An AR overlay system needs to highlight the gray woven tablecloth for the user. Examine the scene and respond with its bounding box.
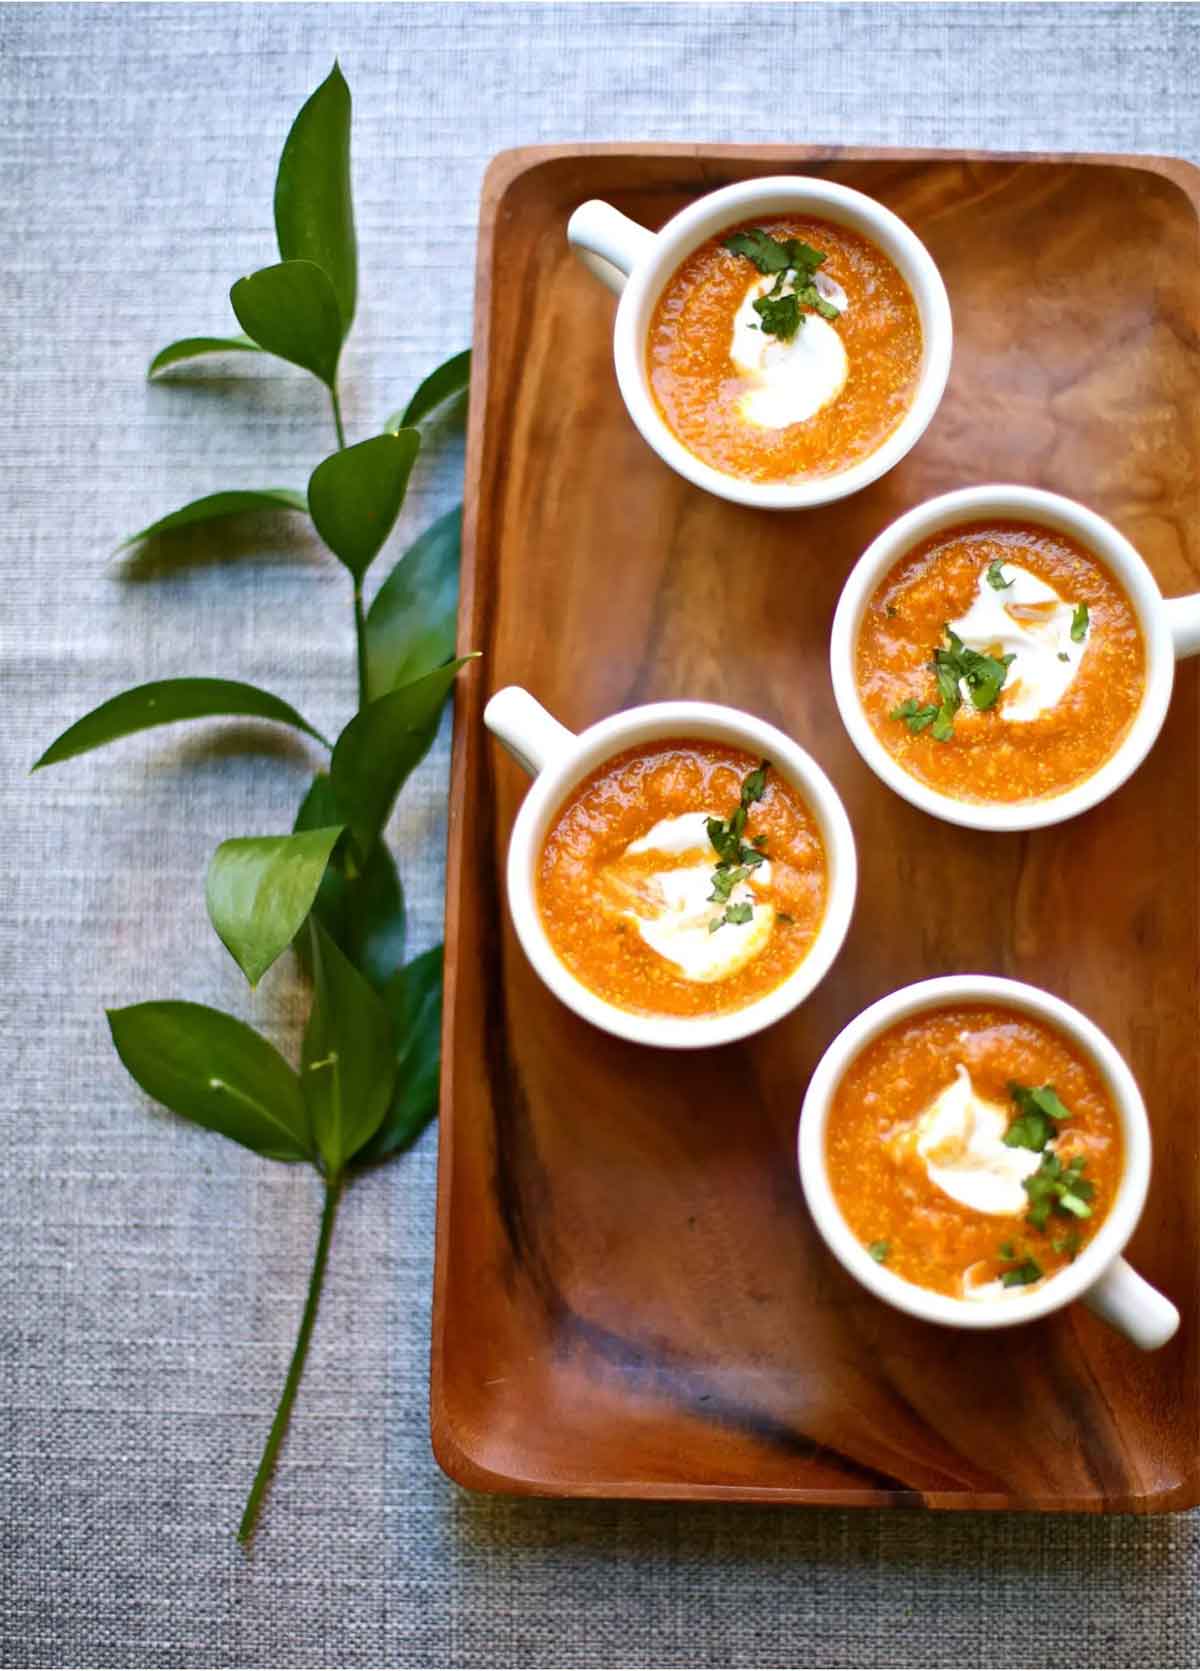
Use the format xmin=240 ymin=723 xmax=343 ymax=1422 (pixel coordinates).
xmin=3 ymin=4 xmax=1199 ymax=1666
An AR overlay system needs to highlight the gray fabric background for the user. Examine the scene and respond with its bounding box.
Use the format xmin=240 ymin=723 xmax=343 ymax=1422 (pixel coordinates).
xmin=2 ymin=3 xmax=1199 ymax=1666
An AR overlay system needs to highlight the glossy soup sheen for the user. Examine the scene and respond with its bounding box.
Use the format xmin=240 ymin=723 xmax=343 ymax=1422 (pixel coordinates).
xmin=858 ymin=521 xmax=1145 ymax=801
xmin=537 ymin=740 xmax=827 ymax=1017
xmin=647 ymin=216 xmax=922 ymax=483
xmin=826 ymin=1005 xmax=1123 ymax=1297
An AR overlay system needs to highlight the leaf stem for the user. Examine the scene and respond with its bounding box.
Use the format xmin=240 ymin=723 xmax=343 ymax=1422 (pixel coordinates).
xmin=238 ymin=1171 xmax=343 ymax=1545
xmin=330 ymin=384 xmax=347 ymax=451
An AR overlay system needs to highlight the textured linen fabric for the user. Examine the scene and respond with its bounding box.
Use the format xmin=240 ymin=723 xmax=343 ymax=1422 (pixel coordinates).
xmin=2 ymin=3 xmax=1199 ymax=1666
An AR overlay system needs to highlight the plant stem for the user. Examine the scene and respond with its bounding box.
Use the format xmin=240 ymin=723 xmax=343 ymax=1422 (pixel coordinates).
xmin=238 ymin=1172 xmax=343 ymax=1545
xmin=329 ymin=384 xmax=347 ymax=451
xmin=354 ymin=582 xmax=368 ymax=709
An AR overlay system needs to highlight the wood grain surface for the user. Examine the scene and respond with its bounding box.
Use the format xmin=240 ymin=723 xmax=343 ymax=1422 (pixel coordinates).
xmin=433 ymin=147 xmax=1200 ymax=1510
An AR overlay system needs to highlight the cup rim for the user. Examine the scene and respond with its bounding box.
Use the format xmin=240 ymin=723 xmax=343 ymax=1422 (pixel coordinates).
xmin=828 ymin=484 xmax=1177 ymax=832
xmin=503 ymin=700 xmax=858 ymax=1049
xmin=797 ymin=974 xmax=1152 ymax=1330
xmin=611 ymin=174 xmax=954 ymax=510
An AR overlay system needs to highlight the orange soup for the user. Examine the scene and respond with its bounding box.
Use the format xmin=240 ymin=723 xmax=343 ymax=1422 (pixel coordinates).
xmin=826 ymin=1004 xmax=1123 ymax=1299
xmin=537 ymin=740 xmax=827 ymax=1017
xmin=647 ymin=216 xmax=922 ymax=484
xmin=857 ymin=520 xmax=1145 ymax=802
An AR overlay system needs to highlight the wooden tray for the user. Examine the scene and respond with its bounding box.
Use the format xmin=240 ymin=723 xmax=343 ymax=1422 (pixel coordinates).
xmin=434 ymin=146 xmax=1200 ymax=1511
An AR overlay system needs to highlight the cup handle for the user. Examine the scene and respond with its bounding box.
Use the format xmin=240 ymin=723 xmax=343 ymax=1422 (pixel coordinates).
xmin=1163 ymin=592 xmax=1200 ymax=659
xmin=566 ymin=199 xmax=657 ymax=297
xmin=1081 ymin=1255 xmax=1180 ymax=1351
xmin=483 ymin=686 xmax=576 ymax=778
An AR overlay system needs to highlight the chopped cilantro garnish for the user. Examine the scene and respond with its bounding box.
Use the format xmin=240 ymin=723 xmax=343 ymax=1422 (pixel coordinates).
xmin=1053 ymin=1229 xmax=1082 ymax=1260
xmin=1024 ymin=1151 xmax=1095 ymax=1230
xmin=890 ymin=697 xmax=940 ymax=735
xmin=867 ymin=1240 xmax=890 ymax=1263
xmin=723 ymin=227 xmax=839 ymax=341
xmin=1071 ymin=602 xmax=1089 ymax=642
xmin=1057 ymin=651 xmax=1070 ymax=662
xmin=1003 ymin=1082 xmax=1072 ymax=1151
xmin=891 ymin=624 xmax=1016 ymax=744
xmin=998 ymin=1241 xmax=1016 ymax=1260
xmin=706 ymin=762 xmax=771 ymax=932
xmin=1001 ymin=1257 xmax=1044 ymax=1288
xmin=986 ymin=559 xmax=1013 ymax=590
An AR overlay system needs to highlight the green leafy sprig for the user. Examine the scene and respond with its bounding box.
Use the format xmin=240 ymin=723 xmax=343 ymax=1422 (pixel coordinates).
xmin=34 ymin=63 xmax=474 ymax=1544
xmin=722 ymin=228 xmax=840 ymax=342
xmin=999 ymin=1082 xmax=1096 ymax=1234
xmin=891 ymin=625 xmax=1015 ymax=743
xmin=705 ymin=761 xmax=770 ymax=932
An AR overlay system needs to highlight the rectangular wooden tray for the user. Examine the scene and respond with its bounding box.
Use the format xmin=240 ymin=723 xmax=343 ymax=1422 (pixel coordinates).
xmin=433 ymin=145 xmax=1200 ymax=1511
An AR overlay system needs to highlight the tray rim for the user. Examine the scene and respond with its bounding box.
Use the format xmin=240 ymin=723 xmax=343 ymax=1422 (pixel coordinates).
xmin=432 ymin=141 xmax=1200 ymax=1510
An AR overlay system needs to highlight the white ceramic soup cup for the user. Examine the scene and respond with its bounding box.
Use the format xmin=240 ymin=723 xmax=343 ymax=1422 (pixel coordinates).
xmin=830 ymin=483 xmax=1200 ymax=832
xmin=798 ymin=974 xmax=1179 ymax=1351
xmin=483 ymin=686 xmax=857 ymax=1049
xmin=567 ymin=174 xmax=953 ymax=511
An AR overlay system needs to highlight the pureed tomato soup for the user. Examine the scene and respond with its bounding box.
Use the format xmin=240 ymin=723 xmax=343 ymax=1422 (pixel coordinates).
xmin=826 ymin=1004 xmax=1123 ymax=1300
xmin=647 ymin=216 xmax=922 ymax=484
xmin=857 ymin=521 xmax=1145 ymax=802
xmin=537 ymin=740 xmax=827 ymax=1018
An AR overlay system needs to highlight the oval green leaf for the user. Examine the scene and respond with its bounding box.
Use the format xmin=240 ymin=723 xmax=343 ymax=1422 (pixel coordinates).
xmin=119 ymin=488 xmax=308 ymax=549
xmin=308 ymin=431 xmax=420 ymax=581
xmin=292 ymin=773 xmax=406 ymax=989
xmin=33 ymin=678 xmax=329 ymax=770
xmin=108 ymin=1001 xmax=312 ymax=1162
xmin=364 ymin=506 xmax=461 ymax=701
xmin=385 ymin=349 xmax=470 ymax=432
xmin=330 ymin=656 xmax=476 ymax=853
xmin=230 ymin=260 xmax=343 ymax=388
xmin=206 ymin=825 xmax=345 ymax=987
xmin=302 ymin=919 xmax=396 ymax=1173
xmin=274 ymin=62 xmax=356 ymax=334
xmin=356 ymin=945 xmax=443 ymax=1164
xmin=147 ymin=335 xmax=263 ymax=377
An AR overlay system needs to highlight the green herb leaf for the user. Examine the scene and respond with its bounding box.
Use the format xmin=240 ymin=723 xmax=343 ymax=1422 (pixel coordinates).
xmin=723 ymin=228 xmax=792 ymax=273
xmin=331 ymin=656 xmax=477 ymax=854
xmin=301 ymin=918 xmax=396 ymax=1174
xmin=998 ymin=1241 xmax=1016 ymax=1260
xmin=118 ymin=488 xmax=308 ymax=549
xmin=273 ymin=62 xmax=356 ymax=333
xmin=1053 ymin=1229 xmax=1082 ymax=1260
xmin=1071 ymin=602 xmax=1089 ymax=642
xmin=354 ymin=945 xmax=443 ymax=1163
xmin=364 ymin=505 xmax=461 ymax=700
xmin=206 ymin=825 xmax=345 ymax=987
xmin=386 ymin=349 xmax=471 ymax=432
xmin=230 ymin=259 xmax=344 ymax=388
xmin=753 ymin=291 xmax=801 ymax=341
xmin=986 ymin=559 xmax=1012 ymax=590
xmin=723 ymin=901 xmax=753 ymax=926
xmin=1024 ymin=1150 xmax=1094 ymax=1230
xmin=33 ymin=678 xmax=329 ymax=769
xmin=891 ymin=697 xmax=940 ymax=735
xmin=867 ymin=1240 xmax=890 ymax=1263
xmin=1001 ymin=1257 xmax=1044 ymax=1287
xmin=293 ymin=773 xmax=407 ymax=990
xmin=107 ymin=1001 xmax=312 ymax=1162
xmin=308 ymin=431 xmax=420 ymax=581
xmin=1003 ymin=1081 xmax=1071 ymax=1150
xmin=1058 ymin=651 xmax=1070 ymax=662
xmin=147 ymin=335 xmax=263 ymax=378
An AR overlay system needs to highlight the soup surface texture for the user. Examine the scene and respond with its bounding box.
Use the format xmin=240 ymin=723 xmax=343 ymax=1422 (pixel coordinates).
xmin=647 ymin=216 xmax=922 ymax=484
xmin=857 ymin=520 xmax=1145 ymax=802
xmin=826 ymin=1004 xmax=1123 ymax=1299
xmin=538 ymin=740 xmax=827 ymax=1017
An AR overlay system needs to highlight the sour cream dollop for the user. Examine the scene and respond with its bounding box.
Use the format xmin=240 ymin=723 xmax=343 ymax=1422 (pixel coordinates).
xmin=947 ymin=562 xmax=1087 ymax=723
xmin=615 ymin=812 xmax=774 ymax=983
xmin=730 ymin=269 xmax=849 ymax=430
xmin=914 ymin=1064 xmax=1041 ymax=1217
